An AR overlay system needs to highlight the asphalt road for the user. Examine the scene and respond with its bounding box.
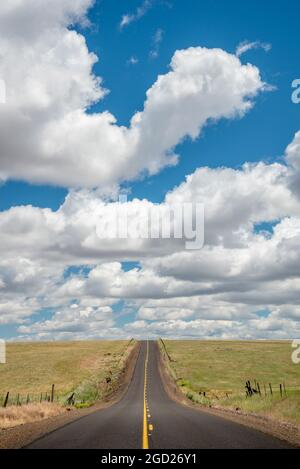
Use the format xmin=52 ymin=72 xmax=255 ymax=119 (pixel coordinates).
xmin=27 ymin=341 xmax=292 ymax=449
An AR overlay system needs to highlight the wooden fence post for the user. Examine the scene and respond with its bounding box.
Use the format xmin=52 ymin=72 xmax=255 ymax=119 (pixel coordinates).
xmin=16 ymin=394 xmax=20 ymax=406
xmin=257 ymin=382 xmax=261 ymax=396
xmin=51 ymin=384 xmax=55 ymax=403
xmin=280 ymin=384 xmax=283 ymax=398
xmin=3 ymin=392 xmax=9 ymax=408
xmin=264 ymin=384 xmax=267 ymax=397
xmin=269 ymin=383 xmax=273 ymax=396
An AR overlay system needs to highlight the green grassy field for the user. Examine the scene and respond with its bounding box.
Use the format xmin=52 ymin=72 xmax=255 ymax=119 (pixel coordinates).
xmin=162 ymin=340 xmax=300 ymax=425
xmin=0 ymin=340 xmax=134 ymax=406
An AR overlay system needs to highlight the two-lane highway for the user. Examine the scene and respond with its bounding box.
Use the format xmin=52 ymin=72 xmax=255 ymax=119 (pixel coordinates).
xmin=27 ymin=341 xmax=291 ymax=449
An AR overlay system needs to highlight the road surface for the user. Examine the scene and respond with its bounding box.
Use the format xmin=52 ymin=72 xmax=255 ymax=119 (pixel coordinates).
xmin=27 ymin=341 xmax=291 ymax=449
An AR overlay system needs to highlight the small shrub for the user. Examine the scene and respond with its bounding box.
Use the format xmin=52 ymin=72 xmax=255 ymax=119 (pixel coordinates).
xmin=74 ymin=402 xmax=93 ymax=409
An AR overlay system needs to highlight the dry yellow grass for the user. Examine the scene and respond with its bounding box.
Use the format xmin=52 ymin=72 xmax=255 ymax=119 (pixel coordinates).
xmin=0 ymin=403 xmax=64 ymax=429
xmin=0 ymin=340 xmax=136 ymax=429
xmin=0 ymin=340 xmax=134 ymax=407
xmin=0 ymin=340 xmax=130 ymax=395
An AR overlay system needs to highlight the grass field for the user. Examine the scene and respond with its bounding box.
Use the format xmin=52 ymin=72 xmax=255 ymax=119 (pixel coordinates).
xmin=162 ymin=340 xmax=300 ymax=425
xmin=0 ymin=340 xmax=134 ymax=407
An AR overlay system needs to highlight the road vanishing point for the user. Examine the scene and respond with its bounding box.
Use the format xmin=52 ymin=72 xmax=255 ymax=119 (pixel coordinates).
xmin=27 ymin=341 xmax=292 ymax=449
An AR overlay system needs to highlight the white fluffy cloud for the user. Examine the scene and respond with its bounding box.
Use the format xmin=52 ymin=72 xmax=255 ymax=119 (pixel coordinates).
xmin=167 ymin=161 xmax=299 ymax=246
xmin=0 ymin=0 xmax=299 ymax=340
xmin=1 ymin=131 xmax=300 ymax=339
xmin=0 ymin=0 xmax=266 ymax=188
xmin=18 ymin=303 xmax=115 ymax=340
xmin=0 ymin=151 xmax=298 ymax=269
xmin=285 ymin=131 xmax=300 ymax=198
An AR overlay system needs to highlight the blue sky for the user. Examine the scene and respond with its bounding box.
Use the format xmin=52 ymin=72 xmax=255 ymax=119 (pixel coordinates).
xmin=0 ymin=0 xmax=300 ymax=340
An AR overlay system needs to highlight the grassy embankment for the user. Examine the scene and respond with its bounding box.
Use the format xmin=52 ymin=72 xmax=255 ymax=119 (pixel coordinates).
xmin=0 ymin=340 xmax=135 ymax=428
xmin=161 ymin=340 xmax=300 ymax=425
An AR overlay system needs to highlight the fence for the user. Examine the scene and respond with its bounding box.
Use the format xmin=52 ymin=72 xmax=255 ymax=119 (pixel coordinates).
xmin=245 ymin=380 xmax=289 ymax=398
xmin=159 ymin=337 xmax=297 ymax=402
xmin=1 ymin=384 xmax=56 ymax=408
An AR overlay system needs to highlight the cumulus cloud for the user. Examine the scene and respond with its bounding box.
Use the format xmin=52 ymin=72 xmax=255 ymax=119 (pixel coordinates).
xmin=0 ymin=298 xmax=40 ymax=325
xmin=0 ymin=0 xmax=299 ymax=341
xmin=18 ymin=304 xmax=115 ymax=339
xmin=122 ymin=315 xmax=300 ymax=340
xmin=0 ymin=151 xmax=298 ymax=270
xmin=285 ymin=131 xmax=300 ymax=198
xmin=1 ymin=130 xmax=300 ymax=338
xmin=166 ymin=161 xmax=299 ymax=246
xmin=0 ymin=0 xmax=266 ymax=188
xmin=142 ymin=217 xmax=300 ymax=300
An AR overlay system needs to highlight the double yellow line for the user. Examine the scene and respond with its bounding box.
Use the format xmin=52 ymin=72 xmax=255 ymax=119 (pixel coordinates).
xmin=142 ymin=341 xmax=149 ymax=449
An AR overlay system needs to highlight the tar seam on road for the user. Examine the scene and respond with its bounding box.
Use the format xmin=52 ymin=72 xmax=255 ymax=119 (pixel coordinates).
xmin=142 ymin=340 xmax=149 ymax=449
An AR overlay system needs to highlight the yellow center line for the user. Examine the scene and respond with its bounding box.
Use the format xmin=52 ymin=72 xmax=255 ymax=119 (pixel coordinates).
xmin=142 ymin=340 xmax=149 ymax=449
